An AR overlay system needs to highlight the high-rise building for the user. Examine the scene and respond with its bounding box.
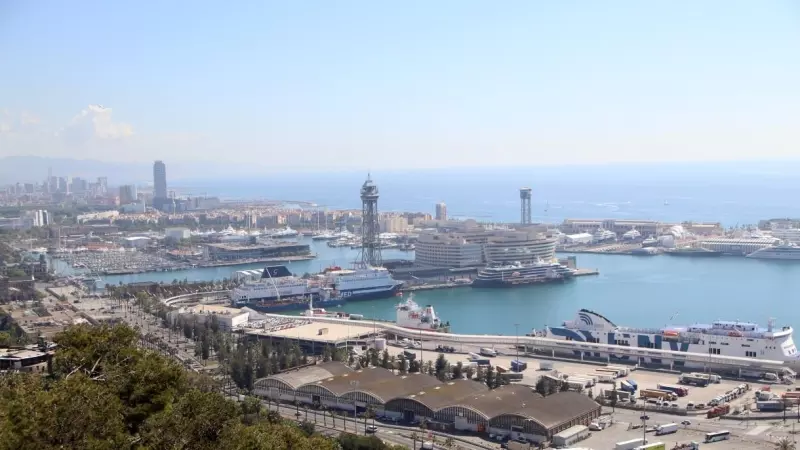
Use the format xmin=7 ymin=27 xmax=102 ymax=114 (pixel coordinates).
xmin=435 ymin=202 xmax=447 ymax=221
xmin=520 ymin=187 xmax=532 ymax=225
xmin=119 ymin=185 xmax=138 ymax=204
xmin=357 ymin=174 xmax=382 ymax=267
xmin=153 ymin=160 xmax=167 ymax=199
xmin=97 ymin=177 xmax=108 ymax=194
xmin=153 ymin=160 xmax=168 ymax=210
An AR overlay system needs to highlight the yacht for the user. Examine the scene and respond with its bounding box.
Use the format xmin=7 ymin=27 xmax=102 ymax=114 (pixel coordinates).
xmin=472 ymin=260 xmax=575 ymax=288
xmin=747 ymin=243 xmax=800 ymax=260
xmin=593 ymin=228 xmax=616 ymax=243
xmin=538 ymin=309 xmax=800 ymax=372
xmin=270 ymin=226 xmax=299 ymax=238
xmin=395 ymin=294 xmax=448 ymax=332
xmin=312 ymin=232 xmax=337 ymax=241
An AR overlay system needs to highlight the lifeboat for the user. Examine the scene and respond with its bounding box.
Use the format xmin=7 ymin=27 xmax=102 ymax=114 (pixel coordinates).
xmin=662 ymin=330 xmax=679 ymax=337
xmin=728 ymin=331 xmax=743 ymax=337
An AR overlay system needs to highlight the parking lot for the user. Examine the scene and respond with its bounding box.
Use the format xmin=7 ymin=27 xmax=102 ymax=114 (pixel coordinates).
xmin=579 ymin=422 xmax=773 ymax=449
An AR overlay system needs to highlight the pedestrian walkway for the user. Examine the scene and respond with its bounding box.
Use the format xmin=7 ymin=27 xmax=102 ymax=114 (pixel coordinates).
xmin=745 ymin=425 xmax=771 ymax=436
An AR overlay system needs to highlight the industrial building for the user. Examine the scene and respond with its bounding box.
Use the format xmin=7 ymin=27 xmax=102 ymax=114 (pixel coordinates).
xmin=254 ymin=362 xmax=601 ymax=444
xmin=203 ymin=242 xmax=311 ymax=261
xmin=165 ymin=227 xmax=191 ymax=241
xmin=560 ymin=219 xmax=663 ymax=238
xmin=699 ymin=237 xmax=779 ymax=256
xmin=168 ymin=304 xmax=250 ymax=331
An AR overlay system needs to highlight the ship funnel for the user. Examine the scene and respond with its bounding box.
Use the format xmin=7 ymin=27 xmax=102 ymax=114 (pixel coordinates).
xmin=768 ymin=317 xmax=775 ymax=333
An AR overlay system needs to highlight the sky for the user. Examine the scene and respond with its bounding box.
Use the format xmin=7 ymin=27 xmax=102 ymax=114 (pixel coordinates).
xmin=1 ymin=1 xmax=799 ymax=171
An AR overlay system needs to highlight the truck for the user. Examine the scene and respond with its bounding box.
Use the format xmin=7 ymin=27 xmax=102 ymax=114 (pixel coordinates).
xmin=655 ymin=423 xmax=678 ymax=435
xmin=615 ymin=438 xmax=647 ymax=450
xmin=620 ymin=380 xmax=636 ymax=393
xmin=689 ymin=372 xmax=721 ymax=383
xmin=479 ymin=347 xmax=498 ymax=357
xmin=597 ymin=368 xmax=621 ymax=378
xmin=640 ymin=389 xmax=677 ymax=401
xmin=402 ymin=350 xmax=417 ymax=361
xmin=608 ymin=365 xmax=630 ymax=376
xmin=510 ymin=359 xmax=527 ymax=372
xmin=657 ymin=384 xmax=688 ymax=397
xmin=679 ymin=375 xmax=709 ymax=387
xmin=625 ymin=379 xmax=638 ymax=390
xmin=635 ymin=443 xmax=666 ymax=450
xmin=707 ymin=404 xmax=730 ymax=418
xmin=567 ymin=377 xmax=593 ymax=388
xmin=565 ymin=380 xmax=585 ymax=391
xmin=595 ymin=372 xmax=615 ymax=383
xmin=602 ymin=389 xmax=631 ymax=402
xmin=470 ymin=357 xmax=491 ymax=366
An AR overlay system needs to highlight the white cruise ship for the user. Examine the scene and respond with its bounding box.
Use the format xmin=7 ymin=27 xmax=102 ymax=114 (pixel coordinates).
xmin=321 ymin=265 xmax=403 ymax=301
xmin=270 ymin=226 xmax=299 ymax=238
xmin=539 ymin=309 xmax=800 ymax=371
xmin=231 ymin=266 xmax=315 ymax=305
xmin=747 ymin=243 xmax=800 ymax=260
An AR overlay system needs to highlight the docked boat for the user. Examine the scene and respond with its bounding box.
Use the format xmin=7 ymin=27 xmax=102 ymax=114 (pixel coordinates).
xmin=471 ymin=260 xmax=575 ymax=288
xmin=312 ymin=232 xmax=337 ymax=241
xmin=395 ymin=294 xmax=449 ymax=332
xmin=539 ymin=309 xmax=800 ymax=371
xmin=231 ymin=266 xmax=317 ymax=305
xmin=747 ymin=243 xmax=800 ymax=260
xmin=663 ymin=247 xmax=722 ymax=257
xmin=321 ymin=265 xmax=404 ymax=301
xmin=270 ymin=226 xmax=299 ymax=238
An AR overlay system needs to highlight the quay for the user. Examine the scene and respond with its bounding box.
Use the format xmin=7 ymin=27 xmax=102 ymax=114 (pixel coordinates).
xmin=241 ymin=312 xmax=793 ymax=376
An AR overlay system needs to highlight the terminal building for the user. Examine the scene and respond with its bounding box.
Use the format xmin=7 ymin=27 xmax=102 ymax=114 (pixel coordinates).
xmin=560 ymin=219 xmax=663 ymax=238
xmin=254 ymin=362 xmax=601 ymax=444
xmin=699 ymin=237 xmax=779 ymax=256
xmin=203 ymin=242 xmax=311 ymax=261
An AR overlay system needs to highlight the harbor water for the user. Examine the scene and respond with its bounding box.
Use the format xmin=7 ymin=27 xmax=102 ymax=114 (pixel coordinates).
xmin=79 ymin=238 xmax=800 ymax=336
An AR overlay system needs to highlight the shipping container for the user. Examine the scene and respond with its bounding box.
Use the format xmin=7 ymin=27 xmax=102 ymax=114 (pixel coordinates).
xmin=640 ymin=389 xmax=676 ymax=401
xmin=757 ymin=400 xmax=786 ymax=412
xmin=626 ymin=379 xmax=638 ymax=390
xmin=620 ymin=381 xmax=636 ymax=393
xmin=595 ymin=372 xmax=615 ymax=383
xmin=495 ymin=365 xmax=508 ymax=374
xmin=597 ymin=368 xmax=621 ymax=378
xmin=607 ymin=365 xmax=630 ymax=376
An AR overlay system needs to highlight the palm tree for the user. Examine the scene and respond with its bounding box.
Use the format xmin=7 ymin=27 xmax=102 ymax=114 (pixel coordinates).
xmin=411 ymin=432 xmax=420 ymax=449
xmin=443 ymin=436 xmax=455 ymax=449
xmin=776 ymin=437 xmax=796 ymax=450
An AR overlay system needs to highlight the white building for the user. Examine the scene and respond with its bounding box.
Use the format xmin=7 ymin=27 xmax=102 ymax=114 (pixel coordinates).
xmin=168 ymin=304 xmax=250 ymax=331
xmin=165 ymin=227 xmax=191 ymax=241
xmin=414 ymin=233 xmax=484 ymax=267
xmin=415 ymin=228 xmax=557 ymax=268
xmin=123 ymin=236 xmax=150 ymax=249
xmin=121 ymin=201 xmax=146 ymax=214
xmin=379 ymin=216 xmax=408 ymax=233
xmin=699 ymin=237 xmax=779 ymax=255
xmin=563 ymin=233 xmax=593 ymax=245
xmin=770 ymin=228 xmax=800 ymax=244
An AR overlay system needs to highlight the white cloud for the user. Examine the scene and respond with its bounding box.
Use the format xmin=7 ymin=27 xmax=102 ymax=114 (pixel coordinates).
xmin=58 ymin=104 xmax=133 ymax=145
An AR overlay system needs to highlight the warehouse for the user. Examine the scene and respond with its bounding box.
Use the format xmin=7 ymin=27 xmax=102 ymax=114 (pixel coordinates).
xmin=254 ymin=362 xmax=601 ymax=444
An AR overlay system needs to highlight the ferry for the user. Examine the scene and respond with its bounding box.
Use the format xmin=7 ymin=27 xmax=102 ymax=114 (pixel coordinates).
xmin=231 ymin=266 xmax=316 ymax=305
xmin=538 ymin=309 xmax=800 ymax=371
xmin=395 ymin=294 xmax=449 ymax=332
xmin=321 ymin=265 xmax=403 ymax=301
xmin=747 ymin=243 xmax=800 ymax=260
xmin=471 ymin=260 xmax=575 ymax=288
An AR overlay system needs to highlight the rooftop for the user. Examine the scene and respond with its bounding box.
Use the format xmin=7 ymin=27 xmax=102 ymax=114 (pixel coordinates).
xmin=246 ymin=321 xmax=378 ymax=343
xmin=265 ymin=362 xmax=354 ymax=389
xmin=182 ymin=304 xmax=247 ymax=316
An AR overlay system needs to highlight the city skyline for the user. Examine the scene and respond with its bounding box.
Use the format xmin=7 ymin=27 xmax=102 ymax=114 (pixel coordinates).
xmin=1 ymin=2 xmax=799 ymax=170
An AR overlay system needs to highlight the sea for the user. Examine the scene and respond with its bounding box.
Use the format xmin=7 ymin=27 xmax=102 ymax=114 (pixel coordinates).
xmin=69 ymin=162 xmax=800 ymax=335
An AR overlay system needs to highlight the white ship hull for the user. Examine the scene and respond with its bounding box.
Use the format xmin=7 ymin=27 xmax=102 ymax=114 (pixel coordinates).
xmin=746 ymin=249 xmax=800 ymax=260
xmin=542 ymin=310 xmax=799 ymax=371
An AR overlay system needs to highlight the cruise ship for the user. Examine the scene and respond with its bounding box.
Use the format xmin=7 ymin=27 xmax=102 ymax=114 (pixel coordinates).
xmin=471 ymin=260 xmax=576 ymax=288
xmin=538 ymin=309 xmax=800 ymax=370
xmin=747 ymin=243 xmax=800 ymax=260
xmin=270 ymin=226 xmax=299 ymax=238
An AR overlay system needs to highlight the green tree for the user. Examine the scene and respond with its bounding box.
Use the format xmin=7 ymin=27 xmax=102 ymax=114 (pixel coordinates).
xmin=435 ymin=353 xmax=448 ymax=380
xmin=381 ymin=349 xmax=391 ymax=369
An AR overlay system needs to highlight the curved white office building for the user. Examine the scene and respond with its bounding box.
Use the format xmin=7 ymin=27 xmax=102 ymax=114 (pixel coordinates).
xmin=415 ymin=227 xmax=557 ymax=268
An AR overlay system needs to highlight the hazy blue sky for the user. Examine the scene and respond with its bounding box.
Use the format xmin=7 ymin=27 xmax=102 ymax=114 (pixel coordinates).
xmin=1 ymin=1 xmax=799 ymax=170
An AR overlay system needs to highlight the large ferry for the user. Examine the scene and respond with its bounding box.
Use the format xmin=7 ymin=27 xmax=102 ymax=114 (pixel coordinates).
xmin=321 ymin=265 xmax=404 ymax=301
xmin=395 ymin=294 xmax=449 ymax=332
xmin=471 ymin=260 xmax=575 ymax=288
xmin=539 ymin=309 xmax=799 ymax=370
xmin=747 ymin=243 xmax=800 ymax=260
xmin=231 ymin=266 xmax=316 ymax=306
